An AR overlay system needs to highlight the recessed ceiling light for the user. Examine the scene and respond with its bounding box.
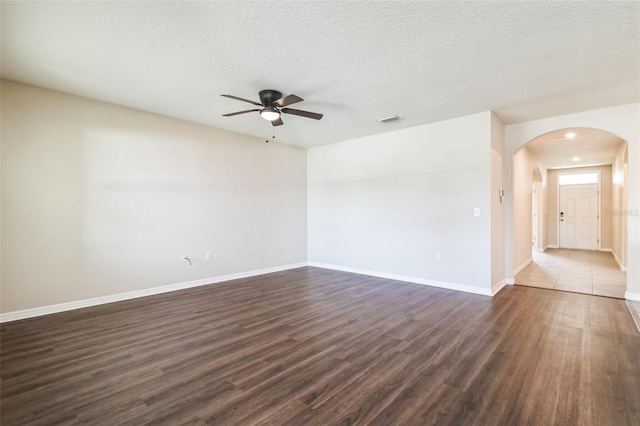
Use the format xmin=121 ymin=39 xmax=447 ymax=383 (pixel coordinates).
xmin=565 ymin=132 xmax=576 ymax=139
xmin=572 ymin=156 xmax=580 ymax=162
xmin=376 ymin=115 xmax=401 ymax=123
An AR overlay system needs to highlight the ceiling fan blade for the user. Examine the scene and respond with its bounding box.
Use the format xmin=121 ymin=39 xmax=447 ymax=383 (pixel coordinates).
xmin=222 ymin=109 xmax=260 ymax=117
xmin=275 ymin=94 xmax=303 ymax=107
xmin=282 ymin=108 xmax=323 ymax=120
xmin=221 ymin=94 xmax=263 ymax=106
xmin=272 ymin=117 xmax=284 ymax=126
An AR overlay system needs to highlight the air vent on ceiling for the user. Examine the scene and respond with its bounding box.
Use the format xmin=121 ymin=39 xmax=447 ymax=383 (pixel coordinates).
xmin=376 ymin=115 xmax=401 ymax=123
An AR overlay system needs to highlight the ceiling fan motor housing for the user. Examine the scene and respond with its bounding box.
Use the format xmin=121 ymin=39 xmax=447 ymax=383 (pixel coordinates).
xmin=259 ymin=90 xmax=283 ymax=105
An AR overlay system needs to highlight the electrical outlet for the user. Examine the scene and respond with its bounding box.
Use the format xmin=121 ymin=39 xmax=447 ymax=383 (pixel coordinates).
xmin=205 ymin=251 xmax=212 ymax=260
xmin=181 ymin=253 xmax=188 ymax=262
xmin=435 ymin=253 xmax=441 ymax=262
xmin=474 ymin=208 xmax=480 ymax=217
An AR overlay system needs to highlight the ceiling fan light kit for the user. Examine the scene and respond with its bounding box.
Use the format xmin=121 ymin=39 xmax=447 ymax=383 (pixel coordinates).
xmin=222 ymin=89 xmax=323 ymax=127
xmin=259 ymin=106 xmax=280 ymax=121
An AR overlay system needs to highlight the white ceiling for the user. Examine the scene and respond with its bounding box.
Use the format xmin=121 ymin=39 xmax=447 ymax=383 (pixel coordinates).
xmin=524 ymin=127 xmax=625 ymax=169
xmin=2 ymin=1 xmax=639 ymax=148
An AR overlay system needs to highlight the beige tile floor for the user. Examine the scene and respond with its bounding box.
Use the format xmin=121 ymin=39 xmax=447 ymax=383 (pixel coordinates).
xmin=515 ymin=248 xmax=626 ymax=299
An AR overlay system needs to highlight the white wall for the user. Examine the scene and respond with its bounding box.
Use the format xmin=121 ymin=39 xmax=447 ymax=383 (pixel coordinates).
xmin=1 ymin=81 xmax=308 ymax=313
xmin=490 ymin=113 xmax=505 ymax=287
xmin=512 ymin=146 xmax=539 ymax=271
xmin=537 ymin=179 xmax=547 ymax=250
xmin=531 ymin=180 xmax=545 ymax=251
xmin=308 ymin=112 xmax=493 ymax=293
xmin=4 ymin=80 xmax=636 ymax=315
xmin=612 ymin=144 xmax=628 ymax=268
xmin=505 ymin=103 xmax=640 ymax=298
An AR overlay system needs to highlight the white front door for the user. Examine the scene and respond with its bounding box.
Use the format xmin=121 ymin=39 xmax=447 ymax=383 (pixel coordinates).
xmin=559 ymin=184 xmax=598 ymax=250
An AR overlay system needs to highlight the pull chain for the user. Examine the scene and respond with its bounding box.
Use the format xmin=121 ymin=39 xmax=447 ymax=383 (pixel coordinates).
xmin=266 ymin=124 xmax=276 ymax=143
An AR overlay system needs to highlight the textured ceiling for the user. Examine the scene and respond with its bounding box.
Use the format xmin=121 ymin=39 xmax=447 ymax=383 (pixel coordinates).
xmin=2 ymin=1 xmax=639 ymax=148
xmin=524 ymin=128 xmax=625 ymax=169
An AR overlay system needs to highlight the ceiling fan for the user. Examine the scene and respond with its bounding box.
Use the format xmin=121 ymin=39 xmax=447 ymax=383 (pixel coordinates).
xmin=221 ymin=90 xmax=323 ymax=126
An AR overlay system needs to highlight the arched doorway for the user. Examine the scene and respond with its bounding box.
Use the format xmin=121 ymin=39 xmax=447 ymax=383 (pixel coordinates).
xmin=510 ymin=128 xmax=628 ymax=298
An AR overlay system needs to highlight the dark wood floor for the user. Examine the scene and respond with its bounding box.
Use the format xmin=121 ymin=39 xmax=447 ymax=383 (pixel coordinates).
xmin=1 ymin=267 xmax=639 ymax=425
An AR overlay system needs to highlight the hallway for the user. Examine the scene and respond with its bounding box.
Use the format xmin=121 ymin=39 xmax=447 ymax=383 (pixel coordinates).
xmin=515 ymin=249 xmax=626 ymax=299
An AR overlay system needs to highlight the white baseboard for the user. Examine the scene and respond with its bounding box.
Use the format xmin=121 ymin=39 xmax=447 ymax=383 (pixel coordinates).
xmin=0 ymin=262 xmax=309 ymax=323
xmin=308 ymin=262 xmax=493 ymax=296
xmin=625 ymin=292 xmax=640 ymax=301
xmin=612 ymin=251 xmax=627 ymax=272
xmin=492 ymin=279 xmax=507 ymax=295
xmin=513 ymin=257 xmax=533 ymax=277
xmin=547 ymin=245 xmax=558 ymax=249
xmin=626 ymin=300 xmax=640 ymax=333
xmin=599 ymin=248 xmax=612 ymax=252
xmin=505 ymin=278 xmax=515 ymax=285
